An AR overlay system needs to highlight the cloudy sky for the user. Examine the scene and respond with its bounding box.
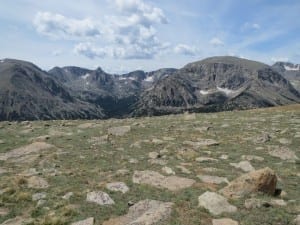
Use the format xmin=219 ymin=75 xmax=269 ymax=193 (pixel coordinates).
xmin=0 ymin=0 xmax=299 ymax=73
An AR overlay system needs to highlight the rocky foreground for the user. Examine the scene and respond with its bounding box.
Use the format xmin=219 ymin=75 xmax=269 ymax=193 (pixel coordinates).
xmin=0 ymin=105 xmax=299 ymax=225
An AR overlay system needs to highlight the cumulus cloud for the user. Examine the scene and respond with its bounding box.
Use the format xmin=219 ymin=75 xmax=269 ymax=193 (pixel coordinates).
xmin=174 ymin=44 xmax=199 ymax=56
xmin=209 ymin=37 xmax=224 ymax=47
xmin=33 ymin=12 xmax=101 ymax=39
xmin=73 ymin=42 xmax=107 ymax=59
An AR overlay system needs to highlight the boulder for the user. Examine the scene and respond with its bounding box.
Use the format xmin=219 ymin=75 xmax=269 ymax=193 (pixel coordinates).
xmin=198 ymin=191 xmax=237 ymax=215
xmin=86 ymin=191 xmax=114 ymax=205
xmin=102 ymin=199 xmax=173 ymax=225
xmin=108 ymin=126 xmax=131 ymax=136
xmin=220 ymin=167 xmax=277 ymax=198
xmin=106 ymin=182 xmax=129 ymax=194
xmin=27 ymin=176 xmax=49 ymax=189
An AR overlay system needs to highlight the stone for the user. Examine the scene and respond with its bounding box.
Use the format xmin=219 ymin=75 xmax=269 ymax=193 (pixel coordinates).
xmin=184 ymin=139 xmax=219 ymax=148
xmin=151 ymin=138 xmax=164 ymax=144
xmin=254 ymin=133 xmax=271 ymax=143
xmin=108 ymin=126 xmax=131 ymax=136
xmin=220 ymin=167 xmax=277 ymax=198
xmin=268 ymin=146 xmax=298 ymax=161
xmin=133 ymin=170 xmax=195 ymax=191
xmin=244 ymin=198 xmax=269 ymax=209
xmin=176 ymin=165 xmax=191 ymax=174
xmin=37 ymin=199 xmax=46 ymax=207
xmin=198 ymin=175 xmax=229 ymax=184
xmin=106 ymin=182 xmax=129 ymax=194
xmin=230 ymin=161 xmax=255 ymax=172
xmin=241 ymin=155 xmax=264 ymax=162
xmin=103 ymin=199 xmax=173 ymax=225
xmin=0 ymin=142 xmax=54 ymax=161
xmin=86 ymin=191 xmax=114 ymax=205
xmin=212 ymin=218 xmax=239 ymax=225
xmin=293 ymin=215 xmax=300 ymax=225
xmin=32 ymin=192 xmax=47 ymax=201
xmin=62 ymin=192 xmax=74 ymax=200
xmin=148 ymin=151 xmax=160 ymax=159
xmin=27 ymin=176 xmax=49 ymax=189
xmin=196 ymin=157 xmax=218 ymax=162
xmin=278 ymin=138 xmax=292 ymax=145
xmin=129 ymin=158 xmax=138 ymax=164
xmin=270 ymin=199 xmax=287 ymax=206
xmin=220 ymin=154 xmax=229 ymax=160
xmin=198 ymin=191 xmax=237 ymax=215
xmin=162 ymin=166 xmax=175 ymax=175
xmin=71 ymin=217 xmax=94 ymax=225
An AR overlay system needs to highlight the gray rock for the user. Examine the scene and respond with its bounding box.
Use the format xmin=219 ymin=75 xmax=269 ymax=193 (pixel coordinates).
xmin=32 ymin=192 xmax=47 ymax=201
xmin=108 ymin=126 xmax=131 ymax=136
xmin=62 ymin=192 xmax=74 ymax=200
xmin=162 ymin=166 xmax=175 ymax=175
xmin=198 ymin=191 xmax=237 ymax=215
xmin=71 ymin=217 xmax=94 ymax=225
xmin=86 ymin=191 xmax=115 ymax=205
xmin=106 ymin=182 xmax=129 ymax=194
xmin=148 ymin=151 xmax=160 ymax=159
xmin=230 ymin=161 xmax=255 ymax=172
xmin=268 ymin=146 xmax=298 ymax=161
xmin=278 ymin=138 xmax=292 ymax=145
xmin=241 ymin=155 xmax=264 ymax=162
xmin=212 ymin=218 xmax=239 ymax=225
xmin=196 ymin=157 xmax=218 ymax=162
xmin=27 ymin=176 xmax=49 ymax=189
xmin=102 ymin=199 xmax=173 ymax=225
xmin=198 ymin=175 xmax=229 ymax=184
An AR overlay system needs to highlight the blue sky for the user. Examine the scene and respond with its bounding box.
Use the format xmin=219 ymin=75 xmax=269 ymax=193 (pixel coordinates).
xmin=0 ymin=0 xmax=299 ymax=73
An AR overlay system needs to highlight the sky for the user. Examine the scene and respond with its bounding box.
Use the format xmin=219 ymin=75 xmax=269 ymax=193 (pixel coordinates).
xmin=0 ymin=0 xmax=299 ymax=73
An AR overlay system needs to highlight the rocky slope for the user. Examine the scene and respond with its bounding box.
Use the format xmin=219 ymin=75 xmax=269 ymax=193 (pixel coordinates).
xmin=272 ymin=62 xmax=300 ymax=91
xmin=133 ymin=56 xmax=300 ymax=116
xmin=0 ymin=59 xmax=105 ymax=120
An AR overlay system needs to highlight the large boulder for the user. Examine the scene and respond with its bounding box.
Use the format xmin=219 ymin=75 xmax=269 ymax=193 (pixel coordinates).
xmin=220 ymin=167 xmax=277 ymax=198
xmin=102 ymin=199 xmax=173 ymax=225
xmin=86 ymin=191 xmax=114 ymax=205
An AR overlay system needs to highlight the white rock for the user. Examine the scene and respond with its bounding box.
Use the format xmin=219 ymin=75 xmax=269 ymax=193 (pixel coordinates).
xmin=108 ymin=126 xmax=131 ymax=136
xmin=196 ymin=157 xmax=218 ymax=162
xmin=162 ymin=166 xmax=175 ymax=175
xmin=230 ymin=161 xmax=255 ymax=172
xmin=32 ymin=192 xmax=46 ymax=201
xmin=106 ymin=182 xmax=129 ymax=194
xmin=62 ymin=192 xmax=74 ymax=200
xmin=86 ymin=191 xmax=114 ymax=205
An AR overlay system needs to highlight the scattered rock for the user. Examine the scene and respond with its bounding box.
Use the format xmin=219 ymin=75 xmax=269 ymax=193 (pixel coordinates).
xmin=241 ymin=155 xmax=264 ymax=162
xmin=254 ymin=132 xmax=271 ymax=143
xmin=133 ymin=170 xmax=195 ymax=191
xmin=293 ymin=215 xmax=300 ymax=225
xmin=37 ymin=199 xmax=46 ymax=207
xmin=202 ymin=167 xmax=220 ymax=173
xmin=102 ymin=199 xmax=173 ymax=225
xmin=196 ymin=157 xmax=218 ymax=162
xmin=230 ymin=161 xmax=255 ymax=172
xmin=220 ymin=167 xmax=277 ymax=198
xmin=278 ymin=138 xmax=292 ymax=145
xmin=106 ymin=182 xmax=129 ymax=194
xmin=71 ymin=217 xmax=94 ymax=225
xmin=162 ymin=166 xmax=175 ymax=175
xmin=268 ymin=146 xmax=298 ymax=161
xmin=129 ymin=158 xmax=138 ymax=164
xmin=151 ymin=138 xmax=164 ymax=144
xmin=184 ymin=139 xmax=219 ymax=148
xmin=244 ymin=198 xmax=270 ymax=209
xmin=32 ymin=192 xmax=47 ymax=201
xmin=0 ymin=142 xmax=54 ymax=161
xmin=198 ymin=191 xmax=237 ymax=215
xmin=108 ymin=126 xmax=131 ymax=136
xmin=62 ymin=192 xmax=74 ymax=200
xmin=220 ymin=154 xmax=229 ymax=160
xmin=176 ymin=165 xmax=191 ymax=174
xmin=163 ymin=136 xmax=175 ymax=141
xmin=27 ymin=176 xmax=49 ymax=189
xmin=0 ymin=207 xmax=9 ymax=216
xmin=198 ymin=175 xmax=229 ymax=184
xmin=87 ymin=191 xmax=114 ymax=205
xmin=212 ymin=218 xmax=239 ymax=225
xmin=148 ymin=151 xmax=160 ymax=159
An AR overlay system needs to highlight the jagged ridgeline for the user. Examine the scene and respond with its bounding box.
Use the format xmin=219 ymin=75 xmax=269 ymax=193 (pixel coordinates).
xmin=0 ymin=56 xmax=299 ymax=121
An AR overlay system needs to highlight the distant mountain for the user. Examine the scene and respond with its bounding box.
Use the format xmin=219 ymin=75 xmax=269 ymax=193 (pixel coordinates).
xmin=133 ymin=56 xmax=300 ymax=116
xmin=48 ymin=66 xmax=176 ymax=117
xmin=1 ymin=57 xmax=299 ymax=121
xmin=272 ymin=62 xmax=300 ymax=91
xmin=0 ymin=59 xmax=104 ymax=120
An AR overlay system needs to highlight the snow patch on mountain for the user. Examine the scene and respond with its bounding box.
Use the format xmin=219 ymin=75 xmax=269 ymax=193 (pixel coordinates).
xmin=81 ymin=73 xmax=90 ymax=80
xmin=144 ymin=76 xmax=154 ymax=82
xmin=284 ymin=65 xmax=300 ymax=71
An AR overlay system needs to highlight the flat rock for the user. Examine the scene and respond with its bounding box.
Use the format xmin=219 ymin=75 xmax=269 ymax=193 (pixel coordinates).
xmin=230 ymin=161 xmax=255 ymax=172
xmin=108 ymin=126 xmax=131 ymax=136
xmin=278 ymin=138 xmax=292 ymax=145
xmin=162 ymin=166 xmax=175 ymax=175
xmin=27 ymin=176 xmax=49 ymax=189
xmin=0 ymin=142 xmax=54 ymax=161
xmin=102 ymin=199 xmax=173 ymax=225
xmin=198 ymin=175 xmax=229 ymax=184
xmin=198 ymin=191 xmax=237 ymax=215
xmin=268 ymin=146 xmax=298 ymax=161
xmin=133 ymin=170 xmax=195 ymax=191
xmin=62 ymin=192 xmax=74 ymax=200
xmin=86 ymin=191 xmax=114 ymax=205
xmin=106 ymin=182 xmax=129 ymax=194
xmin=212 ymin=218 xmax=239 ymax=225
xmin=32 ymin=192 xmax=47 ymax=201
xmin=220 ymin=167 xmax=277 ymax=198
xmin=184 ymin=139 xmax=219 ymax=148
xmin=196 ymin=157 xmax=218 ymax=162
xmin=148 ymin=151 xmax=160 ymax=159
xmin=244 ymin=198 xmax=287 ymax=209
xmin=241 ymin=155 xmax=264 ymax=161
xmin=71 ymin=217 xmax=94 ymax=225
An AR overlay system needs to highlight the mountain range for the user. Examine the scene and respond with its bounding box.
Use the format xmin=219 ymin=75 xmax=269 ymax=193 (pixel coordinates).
xmin=0 ymin=56 xmax=299 ymax=121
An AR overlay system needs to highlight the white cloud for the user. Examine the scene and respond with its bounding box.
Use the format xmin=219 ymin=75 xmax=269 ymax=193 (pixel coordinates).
xmin=51 ymin=49 xmax=63 ymax=56
xmin=242 ymin=22 xmax=261 ymax=31
xmin=73 ymin=42 xmax=107 ymax=59
xmin=33 ymin=12 xmax=101 ymax=39
xmin=174 ymin=44 xmax=199 ymax=56
xmin=209 ymin=37 xmax=224 ymax=47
